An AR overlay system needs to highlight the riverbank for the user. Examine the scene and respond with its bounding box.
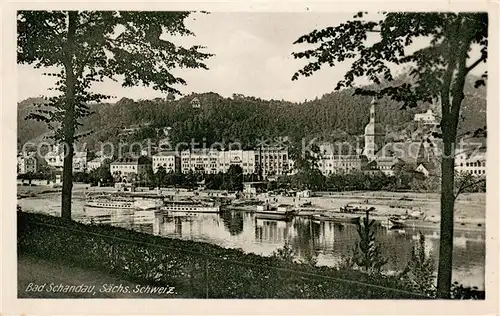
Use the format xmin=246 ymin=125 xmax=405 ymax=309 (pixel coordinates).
xmin=17 ymin=184 xmax=485 ymax=231
xmin=228 ymin=192 xmax=485 ymax=231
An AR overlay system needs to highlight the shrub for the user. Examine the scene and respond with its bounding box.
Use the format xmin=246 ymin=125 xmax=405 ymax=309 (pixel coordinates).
xmin=399 ymin=232 xmax=436 ymax=296
xmin=351 ymin=209 xmax=388 ymax=275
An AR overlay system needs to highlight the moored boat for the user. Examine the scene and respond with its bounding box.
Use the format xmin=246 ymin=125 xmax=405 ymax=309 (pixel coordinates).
xmin=255 ymin=204 xmax=296 ymax=221
xmin=382 ymin=216 xmax=406 ymax=229
xmin=85 ymin=193 xmax=163 ymax=210
xmin=312 ymin=214 xmax=360 ymax=224
xmin=85 ymin=194 xmax=135 ymax=209
xmin=160 ymin=200 xmax=220 ymax=214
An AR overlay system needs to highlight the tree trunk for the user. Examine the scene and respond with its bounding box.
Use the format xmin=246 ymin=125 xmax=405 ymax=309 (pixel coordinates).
xmin=436 ymin=15 xmax=475 ymax=298
xmin=436 ymin=136 xmax=455 ymax=298
xmin=61 ymin=11 xmax=78 ymax=221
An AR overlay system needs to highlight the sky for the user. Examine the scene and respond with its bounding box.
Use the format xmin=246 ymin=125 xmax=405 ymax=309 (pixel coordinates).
xmin=17 ymin=12 xmax=486 ymax=103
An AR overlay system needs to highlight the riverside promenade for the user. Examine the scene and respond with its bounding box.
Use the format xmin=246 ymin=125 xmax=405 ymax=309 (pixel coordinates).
xmin=18 ymin=255 xmax=179 ymax=298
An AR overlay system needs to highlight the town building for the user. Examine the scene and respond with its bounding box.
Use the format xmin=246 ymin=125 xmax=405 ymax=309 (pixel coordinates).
xmin=374 ymin=139 xmax=440 ymax=177
xmin=178 ymin=147 xmax=292 ymax=177
xmin=73 ymin=151 xmax=90 ymax=173
xmin=87 ymin=156 xmax=112 ymax=172
xmin=180 ymin=149 xmax=261 ymax=175
xmin=87 ymin=158 xmax=102 ymax=172
xmin=415 ymin=162 xmax=436 ymax=177
xmin=258 ymin=146 xmax=292 ymax=177
xmin=110 ymin=155 xmax=151 ymax=182
xmin=414 ymin=109 xmax=439 ymax=126
xmin=180 ymin=149 xmax=220 ymax=174
xmin=190 ymin=97 xmax=201 ymax=108
xmin=218 ymin=150 xmax=259 ymax=174
xmin=44 ymin=144 xmax=65 ymax=169
xmin=317 ymin=142 xmax=368 ymax=175
xmin=363 ymin=98 xmax=385 ymax=160
xmin=243 ymin=181 xmax=268 ymax=197
xmin=455 ymin=148 xmax=486 ymax=176
xmin=365 ymin=157 xmax=405 ymax=176
xmin=152 ymin=151 xmax=181 ymax=173
xmin=318 ymin=154 xmax=369 ymax=175
xmin=44 ymin=144 xmax=90 ymax=172
xmin=17 ymin=152 xmax=38 ymax=174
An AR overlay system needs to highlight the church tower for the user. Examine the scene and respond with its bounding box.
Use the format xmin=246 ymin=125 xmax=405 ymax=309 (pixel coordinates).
xmin=363 ymin=97 xmax=385 ymax=159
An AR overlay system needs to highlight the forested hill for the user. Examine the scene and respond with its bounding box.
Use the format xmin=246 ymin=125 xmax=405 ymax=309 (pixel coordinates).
xmin=17 ymin=77 xmax=486 ymax=151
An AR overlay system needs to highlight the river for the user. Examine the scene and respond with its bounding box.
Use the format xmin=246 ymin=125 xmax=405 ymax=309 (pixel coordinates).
xmin=18 ymin=193 xmax=485 ymax=290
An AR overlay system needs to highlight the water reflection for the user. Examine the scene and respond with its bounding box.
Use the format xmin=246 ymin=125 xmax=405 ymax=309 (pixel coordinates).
xmin=221 ymin=210 xmax=244 ymax=236
xmin=17 ymin=196 xmax=485 ymax=289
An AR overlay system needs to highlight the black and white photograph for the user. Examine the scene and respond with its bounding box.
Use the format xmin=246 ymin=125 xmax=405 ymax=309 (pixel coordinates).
xmin=2 ymin=2 xmax=498 ymax=313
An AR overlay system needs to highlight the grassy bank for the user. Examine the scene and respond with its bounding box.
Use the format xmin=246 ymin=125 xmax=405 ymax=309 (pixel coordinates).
xmin=18 ymin=211 xmax=432 ymax=299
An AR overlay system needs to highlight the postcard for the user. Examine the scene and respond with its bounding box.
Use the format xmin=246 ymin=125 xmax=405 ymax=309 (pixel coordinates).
xmin=1 ymin=1 xmax=498 ymax=315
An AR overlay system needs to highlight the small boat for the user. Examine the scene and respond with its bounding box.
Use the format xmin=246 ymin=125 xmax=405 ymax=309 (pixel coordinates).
xmin=160 ymin=201 xmax=220 ymax=214
xmin=312 ymin=214 xmax=360 ymax=224
xmin=387 ymin=217 xmax=405 ymax=229
xmin=255 ymin=212 xmax=295 ymax=221
xmin=339 ymin=204 xmax=367 ymax=213
xmin=255 ymin=204 xmax=296 ymax=221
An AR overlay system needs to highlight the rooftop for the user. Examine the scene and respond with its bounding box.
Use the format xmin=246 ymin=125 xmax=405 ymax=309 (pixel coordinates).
xmin=111 ymin=155 xmax=150 ymax=165
xmin=153 ymin=151 xmax=179 ymax=157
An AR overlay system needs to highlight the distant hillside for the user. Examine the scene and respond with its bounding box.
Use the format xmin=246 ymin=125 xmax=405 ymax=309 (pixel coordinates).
xmin=17 ymin=97 xmax=52 ymax=149
xmin=17 ymin=76 xmax=487 ymax=151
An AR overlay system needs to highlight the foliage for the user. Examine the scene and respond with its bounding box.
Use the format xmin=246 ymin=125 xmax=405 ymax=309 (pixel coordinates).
xmin=454 ymin=172 xmax=486 ymax=196
xmin=73 ymin=171 xmax=90 ymax=183
xmin=196 ymin=167 xmax=485 ymax=193
xmin=225 ymin=165 xmax=244 ymax=191
xmin=155 ymin=166 xmax=168 ymax=187
xmin=289 ymin=143 xmax=327 ymax=191
xmin=142 ymin=165 xmax=155 ymax=187
xmin=86 ymin=165 xmax=114 ymax=186
xmin=17 ymin=10 xmax=212 ymax=219
xmin=291 ymin=11 xmax=488 ymax=298
xmin=409 ymin=176 xmax=441 ymax=192
xmin=292 ymin=12 xmax=487 ymax=108
xmin=17 ymin=171 xmax=55 ymax=181
xmin=351 ymin=210 xmax=388 ymax=275
xmin=400 ymin=232 xmax=436 ymax=296
xmin=270 ymin=242 xmax=296 ymax=264
xmin=299 ymin=250 xmax=319 ymax=267
xmin=450 ymin=282 xmax=485 ymax=300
